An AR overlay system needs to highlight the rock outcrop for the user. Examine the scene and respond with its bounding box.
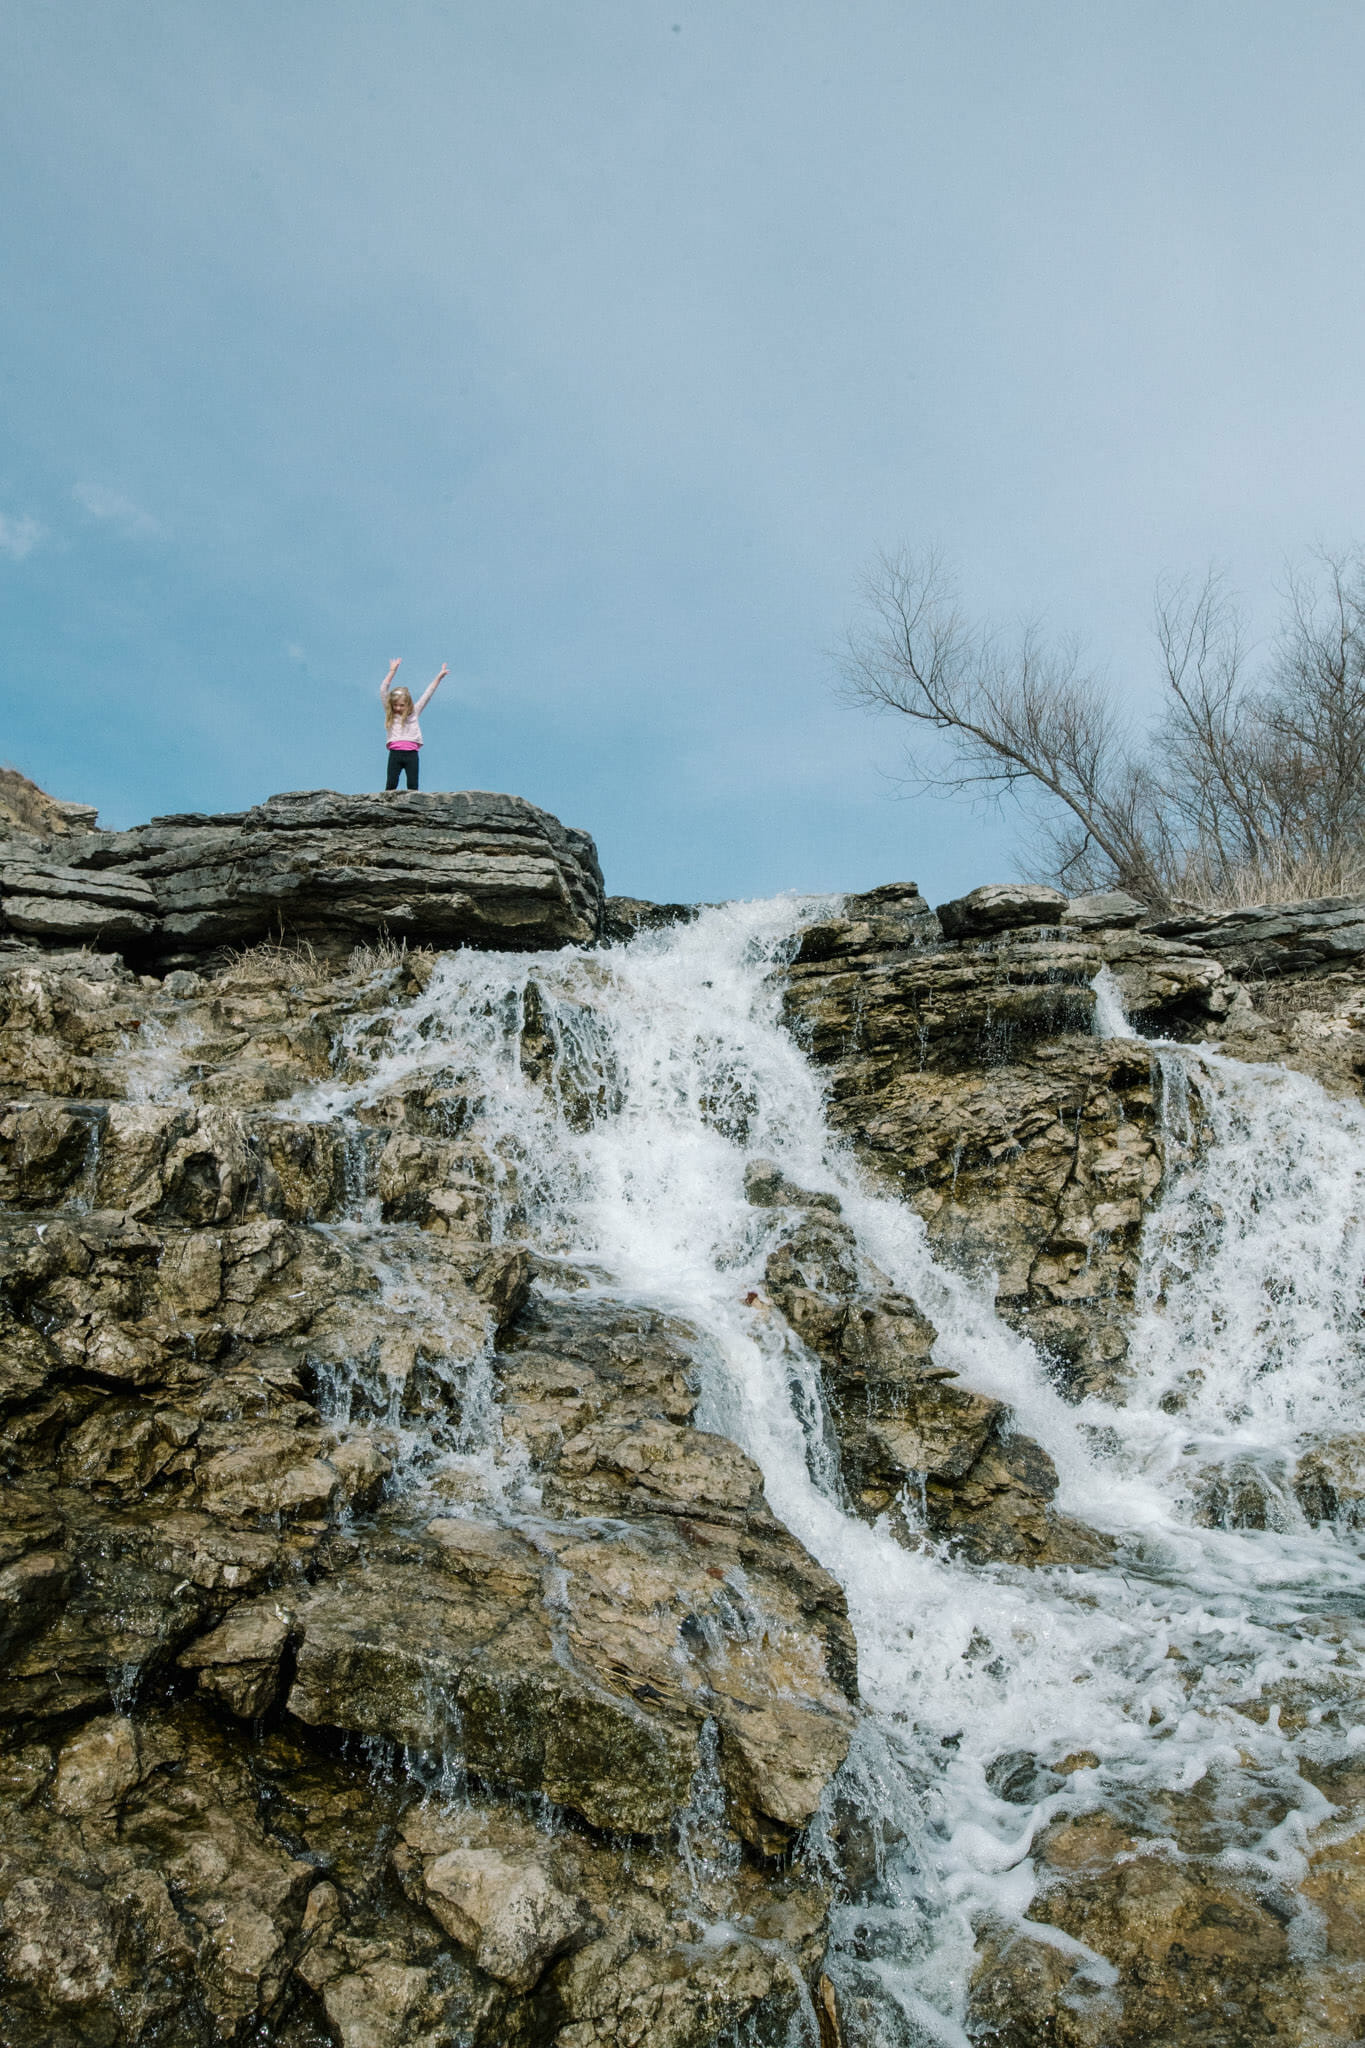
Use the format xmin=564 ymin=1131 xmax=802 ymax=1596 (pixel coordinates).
xmin=7 ymin=784 xmax=1365 ymax=2047
xmin=1153 ymin=891 xmax=1365 ymax=975
xmin=0 ymin=935 xmax=855 ymax=2046
xmin=781 ymin=880 xmax=1365 ymax=2048
xmin=0 ymin=766 xmax=99 ymax=840
xmin=0 ymin=790 xmax=604 ymax=962
xmin=748 ymin=1162 xmax=1108 ymax=1564
xmin=782 ymin=890 xmax=1238 ymax=1393
xmin=936 ymin=880 xmax=1068 ymax=938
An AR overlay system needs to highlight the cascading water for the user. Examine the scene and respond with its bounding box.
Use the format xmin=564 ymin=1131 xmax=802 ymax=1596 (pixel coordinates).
xmin=289 ymin=907 xmax=1365 ymax=2045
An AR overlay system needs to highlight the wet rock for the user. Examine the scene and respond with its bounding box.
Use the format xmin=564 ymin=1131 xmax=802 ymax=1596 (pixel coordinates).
xmin=1293 ymin=1431 xmax=1365 ymax=1527
xmin=409 ymin=1842 xmax=592 ymax=1990
xmin=600 ymin=896 xmax=698 ymax=943
xmin=1189 ymin=1452 xmax=1294 ymax=1531
xmin=1204 ymin=969 xmax=1365 ymax=1098
xmin=744 ymin=1155 xmax=842 ymax=1211
xmin=0 ymin=1707 xmax=317 ymax=2047
xmin=286 ymin=1494 xmax=855 ymax=1853
xmin=178 ymin=1599 xmax=295 ymax=1717
xmin=761 ymin=1214 xmax=1109 ymax=1565
xmin=376 ymin=1131 xmax=494 ymax=1237
xmin=985 ymin=1749 xmax=1066 ymax=1805
xmin=782 ymin=936 xmax=1182 ymax=1393
xmin=51 ymin=1714 xmax=144 ymax=1816
xmin=0 ymin=1100 xmax=97 ymax=1204
xmin=795 ymin=882 xmax=939 ymax=967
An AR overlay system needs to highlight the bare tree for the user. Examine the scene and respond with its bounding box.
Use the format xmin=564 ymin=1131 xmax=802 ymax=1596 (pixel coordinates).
xmin=843 ymin=546 xmax=1365 ymax=910
xmin=840 ymin=548 xmax=1168 ymax=900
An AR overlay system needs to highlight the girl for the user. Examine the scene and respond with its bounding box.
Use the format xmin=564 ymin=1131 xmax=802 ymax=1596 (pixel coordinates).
xmin=380 ymin=657 xmax=448 ymax=790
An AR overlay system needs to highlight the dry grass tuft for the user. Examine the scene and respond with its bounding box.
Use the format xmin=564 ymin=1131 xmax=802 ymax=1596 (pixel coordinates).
xmin=346 ymin=932 xmax=434 ymax=978
xmin=1167 ymin=849 xmax=1365 ymax=913
xmin=212 ymin=937 xmax=331 ymax=990
xmin=0 ymin=765 xmax=75 ymax=838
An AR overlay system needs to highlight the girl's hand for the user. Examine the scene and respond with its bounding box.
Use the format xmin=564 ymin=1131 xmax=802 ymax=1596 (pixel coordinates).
xmin=435 ymin=663 xmax=449 ymax=682
xmin=387 ymin=657 xmax=402 ymax=672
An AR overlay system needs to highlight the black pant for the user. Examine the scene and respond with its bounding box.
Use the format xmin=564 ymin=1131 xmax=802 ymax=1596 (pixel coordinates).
xmin=385 ymin=749 xmax=419 ymax=790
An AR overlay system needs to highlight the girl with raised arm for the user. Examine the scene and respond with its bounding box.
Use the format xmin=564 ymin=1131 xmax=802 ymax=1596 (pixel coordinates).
xmin=379 ymin=657 xmax=448 ymax=791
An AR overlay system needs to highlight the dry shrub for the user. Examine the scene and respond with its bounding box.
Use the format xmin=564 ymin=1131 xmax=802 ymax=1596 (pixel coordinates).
xmin=347 ymin=932 xmax=417 ymax=976
xmin=212 ymin=937 xmax=330 ymax=990
xmin=1169 ymin=848 xmax=1365 ymax=913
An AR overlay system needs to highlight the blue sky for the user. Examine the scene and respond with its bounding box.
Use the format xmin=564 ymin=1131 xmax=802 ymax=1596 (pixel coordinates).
xmin=3 ymin=1 xmax=1364 ymax=901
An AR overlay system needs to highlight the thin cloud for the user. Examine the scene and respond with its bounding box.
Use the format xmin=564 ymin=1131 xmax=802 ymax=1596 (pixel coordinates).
xmin=73 ymin=482 xmax=162 ymax=538
xmin=0 ymin=512 xmax=44 ymax=561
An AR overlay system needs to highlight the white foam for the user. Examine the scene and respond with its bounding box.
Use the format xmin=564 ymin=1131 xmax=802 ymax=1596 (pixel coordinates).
xmin=283 ymin=900 xmax=1365 ymax=2037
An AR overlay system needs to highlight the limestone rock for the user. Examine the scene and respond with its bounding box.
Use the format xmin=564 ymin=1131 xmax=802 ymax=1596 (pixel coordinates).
xmin=1153 ymin=891 xmax=1365 ymax=976
xmin=177 ymin=1599 xmax=295 ymax=1717
xmin=1063 ymin=888 xmax=1148 ymax=930
xmin=2 ymin=788 xmax=604 ymax=963
xmin=760 ymin=1209 xmax=1106 ymax=1565
xmin=782 ymin=927 xmax=1203 ymax=1392
xmin=0 ymin=767 xmax=98 ymax=841
xmin=1293 ymin=1432 xmax=1365 ymax=1527
xmin=411 ymin=1843 xmax=592 ymax=1990
xmin=601 ymin=895 xmax=698 ymax=942
xmin=936 ymin=881 xmax=1068 ymax=939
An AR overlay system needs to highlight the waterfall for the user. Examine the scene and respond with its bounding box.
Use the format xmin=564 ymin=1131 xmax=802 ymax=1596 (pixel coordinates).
xmin=291 ymin=907 xmax=1365 ymax=2046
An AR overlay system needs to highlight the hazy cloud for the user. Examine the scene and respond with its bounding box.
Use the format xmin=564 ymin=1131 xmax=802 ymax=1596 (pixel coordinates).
xmin=5 ymin=5 xmax=1365 ymax=888
xmin=73 ymin=482 xmax=162 ymax=538
xmin=0 ymin=513 xmax=44 ymax=561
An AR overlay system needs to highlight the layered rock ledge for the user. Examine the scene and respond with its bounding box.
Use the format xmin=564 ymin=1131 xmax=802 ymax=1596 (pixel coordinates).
xmin=0 ymin=790 xmax=604 ymax=963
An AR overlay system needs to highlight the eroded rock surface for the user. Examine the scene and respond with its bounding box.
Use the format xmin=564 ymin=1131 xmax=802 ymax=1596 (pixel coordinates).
xmin=6 ymin=837 xmax=1365 ymax=2048
xmin=0 ymin=938 xmax=856 ymax=2045
xmin=782 ymin=908 xmax=1225 ymax=1393
xmin=0 ymin=789 xmax=604 ymax=961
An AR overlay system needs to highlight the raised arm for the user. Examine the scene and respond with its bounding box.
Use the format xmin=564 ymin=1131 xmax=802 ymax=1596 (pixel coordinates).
xmin=415 ymin=663 xmax=448 ymax=714
xmin=379 ymin=657 xmax=401 ymax=700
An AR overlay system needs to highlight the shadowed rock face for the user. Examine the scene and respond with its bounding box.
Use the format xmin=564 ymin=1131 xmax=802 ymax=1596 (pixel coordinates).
xmin=0 ymin=790 xmax=604 ymax=962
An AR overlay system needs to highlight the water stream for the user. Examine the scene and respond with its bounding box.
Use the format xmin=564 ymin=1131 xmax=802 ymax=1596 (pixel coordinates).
xmin=291 ymin=904 xmax=1365 ymax=2045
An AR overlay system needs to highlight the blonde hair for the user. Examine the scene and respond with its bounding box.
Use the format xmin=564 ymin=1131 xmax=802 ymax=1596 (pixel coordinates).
xmin=385 ymin=686 xmax=414 ymax=730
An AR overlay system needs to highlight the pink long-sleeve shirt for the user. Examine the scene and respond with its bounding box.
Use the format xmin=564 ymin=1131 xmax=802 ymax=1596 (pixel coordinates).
xmin=378 ymin=675 xmax=444 ymax=749
xmin=381 ymin=673 xmax=443 ymax=748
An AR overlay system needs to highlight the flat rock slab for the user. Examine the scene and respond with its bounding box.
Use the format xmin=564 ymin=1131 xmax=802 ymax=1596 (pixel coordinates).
xmin=0 ymin=790 xmax=603 ymax=961
xmin=1152 ymin=893 xmax=1365 ymax=976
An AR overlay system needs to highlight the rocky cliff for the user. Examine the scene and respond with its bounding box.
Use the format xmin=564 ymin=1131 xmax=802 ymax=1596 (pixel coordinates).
xmin=0 ymin=789 xmax=605 ymax=961
xmin=2 ymin=791 xmax=1364 ymax=2047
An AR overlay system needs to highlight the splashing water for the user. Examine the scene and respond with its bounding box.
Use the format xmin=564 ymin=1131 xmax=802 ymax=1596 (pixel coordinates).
xmin=289 ymin=903 xmax=1365 ymax=2042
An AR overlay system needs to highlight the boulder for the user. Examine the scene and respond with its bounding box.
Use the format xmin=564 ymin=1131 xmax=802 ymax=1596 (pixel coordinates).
xmin=407 ymin=1843 xmax=592 ymax=1990
xmin=935 ymin=881 xmax=1068 ymax=939
xmin=601 ymin=896 xmax=697 ymax=943
xmin=1062 ymin=889 xmax=1148 ymax=930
